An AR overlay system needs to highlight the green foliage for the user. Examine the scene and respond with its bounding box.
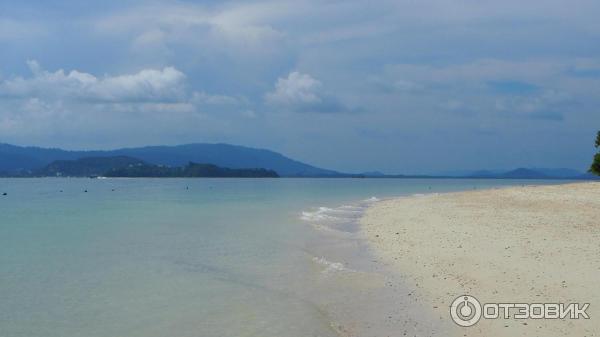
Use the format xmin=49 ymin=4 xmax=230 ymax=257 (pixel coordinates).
xmin=36 ymin=156 xmax=145 ymax=177
xmin=591 ymin=153 xmax=600 ymax=176
xmin=104 ymin=164 xmax=174 ymax=177
xmin=105 ymin=162 xmax=279 ymax=178
xmin=27 ymin=156 xmax=279 ymax=178
xmin=591 ymin=131 xmax=600 ymax=176
xmin=181 ymin=163 xmax=279 ymax=178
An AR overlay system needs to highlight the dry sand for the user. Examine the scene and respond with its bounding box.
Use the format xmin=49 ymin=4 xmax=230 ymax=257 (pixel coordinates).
xmin=361 ymin=182 xmax=600 ymax=337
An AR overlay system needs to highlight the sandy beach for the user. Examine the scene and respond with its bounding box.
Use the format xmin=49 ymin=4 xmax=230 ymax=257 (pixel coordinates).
xmin=361 ymin=182 xmax=600 ymax=337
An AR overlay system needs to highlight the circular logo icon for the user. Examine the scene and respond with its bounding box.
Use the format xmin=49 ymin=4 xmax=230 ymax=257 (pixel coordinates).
xmin=450 ymin=295 xmax=482 ymax=327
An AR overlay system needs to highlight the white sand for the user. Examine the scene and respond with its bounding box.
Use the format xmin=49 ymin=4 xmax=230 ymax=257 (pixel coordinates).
xmin=361 ymin=182 xmax=600 ymax=337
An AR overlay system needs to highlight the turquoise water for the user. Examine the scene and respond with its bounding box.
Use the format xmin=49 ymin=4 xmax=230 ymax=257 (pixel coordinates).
xmin=0 ymin=178 xmax=566 ymax=337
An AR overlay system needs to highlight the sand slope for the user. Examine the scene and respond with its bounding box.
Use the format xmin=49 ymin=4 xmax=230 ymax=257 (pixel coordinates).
xmin=362 ymin=182 xmax=600 ymax=337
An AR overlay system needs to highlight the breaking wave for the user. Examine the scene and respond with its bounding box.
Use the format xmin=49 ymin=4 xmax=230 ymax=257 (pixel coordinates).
xmin=311 ymin=256 xmax=355 ymax=274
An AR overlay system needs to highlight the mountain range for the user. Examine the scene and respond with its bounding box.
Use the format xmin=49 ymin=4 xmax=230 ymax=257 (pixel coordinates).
xmin=446 ymin=167 xmax=596 ymax=180
xmin=0 ymin=143 xmax=341 ymax=177
xmin=0 ymin=142 xmax=596 ymax=179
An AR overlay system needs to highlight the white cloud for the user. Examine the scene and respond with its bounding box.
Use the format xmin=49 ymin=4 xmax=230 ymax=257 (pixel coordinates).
xmin=0 ymin=61 xmax=254 ymax=117
xmin=266 ymin=71 xmax=322 ymax=107
xmin=265 ymin=71 xmax=355 ymax=113
xmin=94 ymin=2 xmax=288 ymax=54
xmin=0 ymin=61 xmax=256 ymax=146
xmin=369 ymin=58 xmax=588 ymax=121
xmin=0 ymin=61 xmax=186 ymax=103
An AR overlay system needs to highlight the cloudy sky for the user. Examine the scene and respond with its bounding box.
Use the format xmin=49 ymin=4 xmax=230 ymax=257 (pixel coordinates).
xmin=1 ymin=0 xmax=599 ymax=173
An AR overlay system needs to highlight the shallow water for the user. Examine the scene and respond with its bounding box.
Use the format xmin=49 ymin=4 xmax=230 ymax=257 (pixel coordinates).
xmin=0 ymin=178 xmax=567 ymax=337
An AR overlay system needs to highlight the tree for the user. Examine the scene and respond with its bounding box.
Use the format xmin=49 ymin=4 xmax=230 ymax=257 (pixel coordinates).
xmin=591 ymin=154 xmax=600 ymax=175
xmin=591 ymin=131 xmax=600 ymax=175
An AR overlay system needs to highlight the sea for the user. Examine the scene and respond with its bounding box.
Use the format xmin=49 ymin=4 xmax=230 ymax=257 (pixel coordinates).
xmin=0 ymin=178 xmax=566 ymax=337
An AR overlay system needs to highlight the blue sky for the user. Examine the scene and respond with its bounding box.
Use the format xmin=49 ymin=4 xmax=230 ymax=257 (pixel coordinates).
xmin=1 ymin=0 xmax=599 ymax=173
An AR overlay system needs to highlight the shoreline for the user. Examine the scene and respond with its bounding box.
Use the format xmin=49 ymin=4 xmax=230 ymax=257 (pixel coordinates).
xmin=301 ymin=198 xmax=451 ymax=337
xmin=361 ymin=182 xmax=600 ymax=336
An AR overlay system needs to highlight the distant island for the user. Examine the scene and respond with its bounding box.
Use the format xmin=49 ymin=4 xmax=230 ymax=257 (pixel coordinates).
xmin=105 ymin=161 xmax=279 ymax=178
xmin=0 ymin=143 xmax=343 ymax=177
xmin=0 ymin=142 xmax=597 ymax=179
xmin=38 ymin=156 xmax=144 ymax=177
xmin=0 ymin=142 xmax=354 ymax=177
xmin=16 ymin=156 xmax=279 ymax=178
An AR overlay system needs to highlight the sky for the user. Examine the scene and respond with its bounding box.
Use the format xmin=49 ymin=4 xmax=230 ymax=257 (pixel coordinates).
xmin=1 ymin=0 xmax=599 ymax=174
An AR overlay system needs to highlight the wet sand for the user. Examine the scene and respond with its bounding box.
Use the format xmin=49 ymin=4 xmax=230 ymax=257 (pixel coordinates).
xmin=361 ymin=182 xmax=600 ymax=336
